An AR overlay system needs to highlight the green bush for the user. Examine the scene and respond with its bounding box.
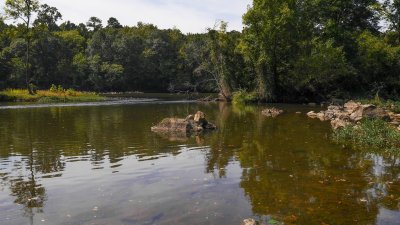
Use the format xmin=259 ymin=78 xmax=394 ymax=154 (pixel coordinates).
xmin=232 ymin=90 xmax=258 ymax=105
xmin=333 ymin=119 xmax=400 ymax=153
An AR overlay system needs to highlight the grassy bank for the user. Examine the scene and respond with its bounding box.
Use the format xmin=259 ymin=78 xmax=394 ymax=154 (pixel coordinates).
xmin=333 ymin=119 xmax=400 ymax=153
xmin=0 ymin=87 xmax=105 ymax=103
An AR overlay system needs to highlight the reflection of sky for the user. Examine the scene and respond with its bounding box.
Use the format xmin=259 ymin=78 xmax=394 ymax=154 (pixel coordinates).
xmin=377 ymin=208 xmax=400 ymax=225
xmin=366 ymin=155 xmax=387 ymax=200
xmin=0 ymin=0 xmax=252 ymax=33
xmin=0 ymin=156 xmax=23 ymax=172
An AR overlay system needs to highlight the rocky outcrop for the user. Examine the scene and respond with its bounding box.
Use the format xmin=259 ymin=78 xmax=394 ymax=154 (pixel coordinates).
xmin=151 ymin=111 xmax=217 ymax=134
xmin=307 ymin=101 xmax=398 ymax=130
xmin=262 ymin=108 xmax=284 ymax=117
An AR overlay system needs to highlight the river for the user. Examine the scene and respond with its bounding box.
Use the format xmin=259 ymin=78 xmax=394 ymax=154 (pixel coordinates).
xmin=0 ymin=97 xmax=399 ymax=225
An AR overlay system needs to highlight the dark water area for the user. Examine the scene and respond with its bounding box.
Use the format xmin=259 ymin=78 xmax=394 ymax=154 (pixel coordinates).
xmin=0 ymin=99 xmax=400 ymax=225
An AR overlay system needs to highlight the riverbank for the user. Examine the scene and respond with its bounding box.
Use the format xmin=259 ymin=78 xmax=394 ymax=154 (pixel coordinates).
xmin=0 ymin=88 xmax=105 ymax=103
xmin=307 ymin=100 xmax=400 ymax=152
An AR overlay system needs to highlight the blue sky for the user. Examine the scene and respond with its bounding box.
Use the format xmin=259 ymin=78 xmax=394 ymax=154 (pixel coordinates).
xmin=1 ymin=0 xmax=252 ymax=33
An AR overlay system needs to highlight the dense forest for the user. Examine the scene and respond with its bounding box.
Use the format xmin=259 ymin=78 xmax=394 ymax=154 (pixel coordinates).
xmin=0 ymin=0 xmax=400 ymax=102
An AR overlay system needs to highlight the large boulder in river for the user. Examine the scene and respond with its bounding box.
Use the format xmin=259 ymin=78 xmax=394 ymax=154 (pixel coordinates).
xmin=151 ymin=111 xmax=216 ymax=134
xmin=151 ymin=118 xmax=192 ymax=133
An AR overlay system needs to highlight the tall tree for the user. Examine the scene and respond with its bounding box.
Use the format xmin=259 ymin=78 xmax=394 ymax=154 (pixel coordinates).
xmin=384 ymin=0 xmax=400 ymax=43
xmin=240 ymin=0 xmax=297 ymax=101
xmin=4 ymin=0 xmax=39 ymax=94
xmin=86 ymin=17 xmax=102 ymax=31
xmin=106 ymin=17 xmax=122 ymax=29
xmin=34 ymin=4 xmax=62 ymax=31
xmin=205 ymin=21 xmax=233 ymax=100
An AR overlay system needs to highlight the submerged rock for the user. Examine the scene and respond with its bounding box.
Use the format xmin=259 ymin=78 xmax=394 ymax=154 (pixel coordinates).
xmin=151 ymin=111 xmax=217 ymax=134
xmin=262 ymin=108 xmax=284 ymax=117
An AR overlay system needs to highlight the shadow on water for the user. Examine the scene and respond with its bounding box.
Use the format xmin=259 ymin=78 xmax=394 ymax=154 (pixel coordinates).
xmin=0 ymin=100 xmax=400 ymax=224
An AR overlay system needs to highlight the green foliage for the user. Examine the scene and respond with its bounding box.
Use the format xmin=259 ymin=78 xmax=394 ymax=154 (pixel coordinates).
xmin=0 ymin=88 xmax=104 ymax=102
xmin=232 ymin=90 xmax=258 ymax=105
xmin=288 ymin=38 xmax=355 ymax=100
xmin=357 ymin=31 xmax=400 ymax=77
xmin=333 ymin=119 xmax=400 ymax=153
xmin=4 ymin=0 xmax=39 ymax=24
xmin=34 ymin=4 xmax=62 ymax=31
xmin=49 ymin=84 xmax=65 ymax=93
xmin=0 ymin=0 xmax=400 ymax=103
xmin=241 ymin=0 xmax=298 ymax=101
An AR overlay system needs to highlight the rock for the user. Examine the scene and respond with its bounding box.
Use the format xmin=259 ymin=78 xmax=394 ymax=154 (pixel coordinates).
xmin=262 ymin=108 xmax=284 ymax=117
xmin=390 ymin=113 xmax=400 ymax=123
xmin=307 ymin=100 xmax=398 ymax=130
xmin=296 ymin=112 xmax=302 ymax=114
xmin=307 ymin=111 xmax=318 ymax=118
xmin=317 ymin=112 xmax=326 ymax=121
xmin=350 ymin=104 xmax=390 ymax=122
xmin=328 ymin=105 xmax=342 ymax=111
xmin=308 ymin=103 xmax=317 ymax=107
xmin=390 ymin=121 xmax=400 ymax=126
xmin=151 ymin=111 xmax=216 ymax=134
xmin=194 ymin=111 xmax=206 ymax=124
xmin=204 ymin=123 xmax=217 ymax=130
xmin=242 ymin=218 xmax=258 ymax=225
xmin=344 ymin=101 xmax=360 ymax=113
xmin=323 ymin=110 xmax=336 ymax=120
xmin=185 ymin=114 xmax=194 ymax=121
xmin=151 ymin=118 xmax=191 ymax=133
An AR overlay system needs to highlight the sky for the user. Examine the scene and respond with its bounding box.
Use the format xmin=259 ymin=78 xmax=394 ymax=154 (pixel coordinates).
xmin=0 ymin=0 xmax=252 ymax=33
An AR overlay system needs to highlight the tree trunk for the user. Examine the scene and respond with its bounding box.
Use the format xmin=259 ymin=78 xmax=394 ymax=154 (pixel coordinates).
xmin=26 ymin=2 xmax=34 ymax=95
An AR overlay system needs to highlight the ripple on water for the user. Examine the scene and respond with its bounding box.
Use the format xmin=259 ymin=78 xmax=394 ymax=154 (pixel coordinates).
xmin=0 ymin=99 xmax=194 ymax=110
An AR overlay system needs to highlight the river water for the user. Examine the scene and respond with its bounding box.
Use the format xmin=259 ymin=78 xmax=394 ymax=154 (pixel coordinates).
xmin=0 ymin=98 xmax=399 ymax=225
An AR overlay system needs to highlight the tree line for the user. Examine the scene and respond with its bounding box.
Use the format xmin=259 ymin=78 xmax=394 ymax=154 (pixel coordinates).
xmin=1 ymin=0 xmax=400 ymax=102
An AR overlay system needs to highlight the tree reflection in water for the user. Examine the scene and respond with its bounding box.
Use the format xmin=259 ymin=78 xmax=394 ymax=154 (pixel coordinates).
xmin=203 ymin=103 xmax=400 ymax=224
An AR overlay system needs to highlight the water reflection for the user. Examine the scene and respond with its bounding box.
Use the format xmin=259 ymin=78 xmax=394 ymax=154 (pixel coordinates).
xmin=0 ymin=102 xmax=399 ymax=224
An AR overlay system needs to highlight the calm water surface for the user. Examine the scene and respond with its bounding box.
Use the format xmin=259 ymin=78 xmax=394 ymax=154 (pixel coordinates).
xmin=0 ymin=98 xmax=400 ymax=225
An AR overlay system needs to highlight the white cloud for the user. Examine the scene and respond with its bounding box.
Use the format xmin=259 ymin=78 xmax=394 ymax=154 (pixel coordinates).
xmin=1 ymin=0 xmax=252 ymax=33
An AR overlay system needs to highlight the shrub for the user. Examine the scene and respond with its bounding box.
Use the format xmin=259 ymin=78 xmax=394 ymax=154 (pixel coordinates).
xmin=232 ymin=90 xmax=258 ymax=105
